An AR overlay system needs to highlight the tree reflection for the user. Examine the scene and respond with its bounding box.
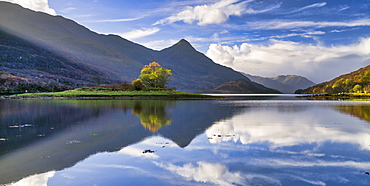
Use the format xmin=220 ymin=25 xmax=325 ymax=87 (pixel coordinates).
xmin=132 ymin=100 xmax=173 ymax=132
xmin=335 ymin=105 xmax=370 ymax=122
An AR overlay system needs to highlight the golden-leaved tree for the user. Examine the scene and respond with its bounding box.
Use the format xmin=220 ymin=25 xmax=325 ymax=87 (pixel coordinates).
xmin=138 ymin=62 xmax=172 ymax=88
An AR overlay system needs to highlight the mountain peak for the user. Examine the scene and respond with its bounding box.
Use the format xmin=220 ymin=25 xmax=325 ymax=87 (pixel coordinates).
xmin=178 ymin=39 xmax=190 ymax=44
xmin=168 ymin=39 xmax=195 ymax=51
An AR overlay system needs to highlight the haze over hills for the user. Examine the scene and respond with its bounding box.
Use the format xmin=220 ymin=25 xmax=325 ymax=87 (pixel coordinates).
xmin=244 ymin=74 xmax=316 ymax=94
xmin=0 ymin=2 xmax=276 ymax=93
xmin=296 ymin=65 xmax=370 ymax=94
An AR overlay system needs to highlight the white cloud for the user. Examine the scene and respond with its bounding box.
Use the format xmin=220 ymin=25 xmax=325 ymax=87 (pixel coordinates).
xmin=3 ymin=0 xmax=56 ymax=15
xmin=154 ymin=161 xmax=244 ymax=186
xmin=118 ymin=27 xmax=160 ymax=40
xmin=291 ymin=2 xmax=327 ymax=13
xmin=140 ymin=39 xmax=179 ymax=50
xmin=59 ymin=7 xmax=76 ymax=13
xmin=206 ymin=38 xmax=370 ymax=82
xmin=247 ymin=19 xmax=370 ymax=30
xmin=154 ymin=0 xmax=279 ymax=26
xmin=90 ymin=15 xmax=147 ymax=23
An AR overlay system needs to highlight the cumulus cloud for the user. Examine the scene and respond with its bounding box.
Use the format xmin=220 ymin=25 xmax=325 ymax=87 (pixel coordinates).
xmin=154 ymin=0 xmax=279 ymax=26
xmin=206 ymin=38 xmax=370 ymax=82
xmin=119 ymin=27 xmax=160 ymax=40
xmin=4 ymin=0 xmax=56 ymax=15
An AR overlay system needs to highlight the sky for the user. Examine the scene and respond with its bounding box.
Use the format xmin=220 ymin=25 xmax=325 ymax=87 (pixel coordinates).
xmin=2 ymin=0 xmax=370 ymax=83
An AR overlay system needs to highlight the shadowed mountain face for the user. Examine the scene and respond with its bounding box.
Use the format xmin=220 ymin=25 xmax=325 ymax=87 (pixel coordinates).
xmin=0 ymin=30 xmax=115 ymax=93
xmin=244 ymin=74 xmax=316 ymax=93
xmin=0 ymin=2 xmax=276 ymax=93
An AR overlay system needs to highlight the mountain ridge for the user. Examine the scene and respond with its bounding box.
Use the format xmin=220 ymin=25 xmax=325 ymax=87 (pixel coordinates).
xmin=244 ymin=74 xmax=315 ymax=93
xmin=0 ymin=1 xmax=277 ymax=93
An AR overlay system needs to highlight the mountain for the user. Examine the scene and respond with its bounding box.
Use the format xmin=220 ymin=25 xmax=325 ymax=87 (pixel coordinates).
xmin=0 ymin=2 xmax=276 ymax=93
xmin=0 ymin=29 xmax=115 ymax=93
xmin=244 ymin=74 xmax=315 ymax=93
xmin=296 ymin=65 xmax=370 ymax=94
xmin=212 ymin=78 xmax=281 ymax=94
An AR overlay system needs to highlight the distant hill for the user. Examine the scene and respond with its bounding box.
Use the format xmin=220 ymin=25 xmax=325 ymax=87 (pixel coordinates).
xmin=244 ymin=74 xmax=315 ymax=93
xmin=296 ymin=65 xmax=370 ymax=94
xmin=212 ymin=78 xmax=281 ymax=94
xmin=0 ymin=2 xmax=276 ymax=93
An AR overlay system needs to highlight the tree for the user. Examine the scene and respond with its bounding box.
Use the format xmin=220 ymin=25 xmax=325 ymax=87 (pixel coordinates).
xmin=138 ymin=62 xmax=172 ymax=88
xmin=132 ymin=79 xmax=145 ymax=90
xmin=352 ymin=84 xmax=363 ymax=93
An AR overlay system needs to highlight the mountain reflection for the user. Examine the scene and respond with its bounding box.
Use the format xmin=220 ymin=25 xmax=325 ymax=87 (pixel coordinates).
xmin=3 ymin=99 xmax=370 ymax=185
xmin=132 ymin=100 xmax=173 ymax=132
xmin=335 ymin=104 xmax=370 ymax=122
xmin=0 ymin=99 xmax=242 ymax=184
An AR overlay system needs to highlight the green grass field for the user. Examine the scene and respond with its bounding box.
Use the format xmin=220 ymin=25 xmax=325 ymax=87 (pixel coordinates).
xmin=12 ymin=87 xmax=218 ymax=99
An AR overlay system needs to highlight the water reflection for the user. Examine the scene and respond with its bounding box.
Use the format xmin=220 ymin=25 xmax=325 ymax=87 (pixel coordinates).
xmin=335 ymin=104 xmax=370 ymax=122
xmin=0 ymin=99 xmax=241 ymax=185
xmin=1 ymin=99 xmax=370 ymax=185
xmin=207 ymin=101 xmax=370 ymax=150
xmin=132 ymin=101 xmax=173 ymax=132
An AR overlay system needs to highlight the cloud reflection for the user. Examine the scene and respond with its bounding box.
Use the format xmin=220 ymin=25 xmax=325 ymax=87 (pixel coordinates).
xmin=206 ymin=106 xmax=370 ymax=150
xmin=118 ymin=146 xmax=159 ymax=159
xmin=6 ymin=171 xmax=55 ymax=186
xmin=154 ymin=161 xmax=243 ymax=186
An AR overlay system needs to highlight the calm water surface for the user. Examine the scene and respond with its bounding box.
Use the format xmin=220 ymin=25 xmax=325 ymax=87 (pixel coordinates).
xmin=1 ymin=96 xmax=370 ymax=185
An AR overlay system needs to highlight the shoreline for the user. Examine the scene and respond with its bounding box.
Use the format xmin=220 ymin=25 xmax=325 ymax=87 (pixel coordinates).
xmin=300 ymin=93 xmax=370 ymax=100
xmin=6 ymin=95 xmax=221 ymax=100
xmin=2 ymin=89 xmax=223 ymax=100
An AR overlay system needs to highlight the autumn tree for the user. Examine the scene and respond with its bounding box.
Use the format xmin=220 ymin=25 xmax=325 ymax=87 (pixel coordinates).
xmin=138 ymin=62 xmax=172 ymax=88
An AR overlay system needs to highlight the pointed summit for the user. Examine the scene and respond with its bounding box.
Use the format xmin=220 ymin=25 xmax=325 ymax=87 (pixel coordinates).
xmin=161 ymin=39 xmax=196 ymax=53
xmin=177 ymin=39 xmax=191 ymax=45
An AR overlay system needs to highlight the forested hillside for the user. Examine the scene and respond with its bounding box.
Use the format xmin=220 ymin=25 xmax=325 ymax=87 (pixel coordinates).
xmin=296 ymin=65 xmax=370 ymax=94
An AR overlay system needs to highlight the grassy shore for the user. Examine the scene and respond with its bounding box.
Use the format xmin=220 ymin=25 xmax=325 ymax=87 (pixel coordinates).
xmin=303 ymin=92 xmax=370 ymax=101
xmin=9 ymin=87 xmax=219 ymax=100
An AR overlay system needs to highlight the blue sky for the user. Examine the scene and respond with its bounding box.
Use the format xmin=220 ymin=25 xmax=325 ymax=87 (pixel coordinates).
xmin=3 ymin=0 xmax=370 ymax=83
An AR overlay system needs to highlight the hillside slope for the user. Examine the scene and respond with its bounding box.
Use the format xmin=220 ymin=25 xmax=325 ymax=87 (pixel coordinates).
xmin=245 ymin=74 xmax=315 ymax=93
xmin=0 ymin=30 xmax=114 ymax=93
xmin=0 ymin=2 xmax=276 ymax=93
xmin=212 ymin=79 xmax=281 ymax=94
xmin=296 ymin=65 xmax=370 ymax=94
